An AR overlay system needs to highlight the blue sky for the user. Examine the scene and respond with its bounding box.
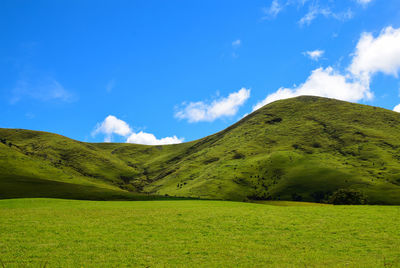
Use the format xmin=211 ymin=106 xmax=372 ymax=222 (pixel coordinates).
xmin=1 ymin=0 xmax=400 ymax=144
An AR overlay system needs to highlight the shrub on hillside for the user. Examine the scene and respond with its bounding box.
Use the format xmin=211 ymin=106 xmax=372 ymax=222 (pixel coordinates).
xmin=247 ymin=188 xmax=270 ymax=200
xmin=291 ymin=193 xmax=303 ymax=201
xmin=311 ymin=191 xmax=332 ymax=203
xmin=232 ymin=152 xmax=245 ymax=159
xmin=328 ymin=189 xmax=367 ymax=205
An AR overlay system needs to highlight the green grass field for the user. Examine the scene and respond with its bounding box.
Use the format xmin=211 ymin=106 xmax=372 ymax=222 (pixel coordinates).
xmin=1 ymin=199 xmax=399 ymax=267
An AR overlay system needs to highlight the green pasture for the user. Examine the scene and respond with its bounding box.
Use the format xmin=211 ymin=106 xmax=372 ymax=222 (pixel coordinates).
xmin=1 ymin=199 xmax=399 ymax=267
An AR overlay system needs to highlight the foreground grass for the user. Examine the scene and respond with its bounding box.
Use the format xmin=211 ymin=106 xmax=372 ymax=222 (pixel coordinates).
xmin=0 ymin=199 xmax=399 ymax=267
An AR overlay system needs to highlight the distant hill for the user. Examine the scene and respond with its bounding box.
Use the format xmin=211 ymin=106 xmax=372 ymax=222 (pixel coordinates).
xmin=2 ymin=96 xmax=400 ymax=204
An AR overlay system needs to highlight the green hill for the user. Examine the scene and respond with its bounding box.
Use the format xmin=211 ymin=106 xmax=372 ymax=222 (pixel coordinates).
xmin=2 ymin=96 xmax=400 ymax=204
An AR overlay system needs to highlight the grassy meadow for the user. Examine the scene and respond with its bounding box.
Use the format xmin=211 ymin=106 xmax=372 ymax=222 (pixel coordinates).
xmin=1 ymin=198 xmax=399 ymax=267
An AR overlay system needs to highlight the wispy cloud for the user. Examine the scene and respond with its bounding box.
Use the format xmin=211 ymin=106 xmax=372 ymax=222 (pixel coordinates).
xmin=232 ymin=39 xmax=241 ymax=48
xmin=175 ymin=88 xmax=250 ymax=123
xmin=263 ymin=0 xmax=283 ymax=19
xmin=263 ymin=0 xmax=355 ymax=26
xmin=25 ymin=112 xmax=35 ymax=119
xmin=231 ymin=39 xmax=242 ymax=58
xmin=106 ymin=79 xmax=115 ymax=93
xmin=10 ymin=77 xmax=75 ymax=104
xmin=299 ymin=5 xmax=353 ymax=26
xmin=92 ymin=115 xmax=183 ymax=145
xmin=356 ymin=0 xmax=373 ymax=6
xmin=303 ymin=49 xmax=325 ymax=61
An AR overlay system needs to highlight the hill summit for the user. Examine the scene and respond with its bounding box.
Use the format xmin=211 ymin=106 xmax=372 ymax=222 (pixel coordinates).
xmin=1 ymin=96 xmax=400 ymax=204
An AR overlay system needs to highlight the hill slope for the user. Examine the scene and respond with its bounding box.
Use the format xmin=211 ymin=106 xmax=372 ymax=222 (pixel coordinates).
xmin=2 ymin=96 xmax=400 ymax=204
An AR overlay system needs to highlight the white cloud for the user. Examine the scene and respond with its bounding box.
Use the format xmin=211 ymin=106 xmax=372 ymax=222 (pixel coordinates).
xmin=304 ymin=49 xmax=324 ymax=61
xmin=126 ymin=132 xmax=183 ymax=145
xmin=330 ymin=9 xmax=353 ymax=21
xmin=298 ymin=5 xmax=320 ymax=25
xmin=175 ymin=88 xmax=250 ymax=123
xmin=393 ymin=104 xmax=400 ymax=113
xmin=253 ymin=67 xmax=371 ymax=111
xmin=349 ymin=26 xmax=400 ymax=83
xmin=254 ymin=26 xmax=400 ymax=111
xmin=356 ymin=0 xmax=373 ymax=6
xmin=25 ymin=112 xmax=35 ymax=119
xmin=263 ymin=0 xmax=283 ymax=19
xmin=92 ymin=115 xmax=132 ymax=142
xmin=232 ymin=39 xmax=241 ymax=47
xmin=263 ymin=1 xmax=355 ymax=25
xmin=299 ymin=5 xmax=353 ymax=26
xmin=10 ymin=77 xmax=74 ymax=104
xmin=93 ymin=115 xmax=183 ymax=145
xmin=106 ymin=79 xmax=115 ymax=92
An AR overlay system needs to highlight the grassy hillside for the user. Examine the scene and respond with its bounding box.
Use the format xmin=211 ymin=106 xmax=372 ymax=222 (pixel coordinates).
xmin=0 ymin=133 xmax=182 ymax=201
xmin=1 ymin=199 xmax=399 ymax=267
xmin=1 ymin=96 xmax=400 ymax=203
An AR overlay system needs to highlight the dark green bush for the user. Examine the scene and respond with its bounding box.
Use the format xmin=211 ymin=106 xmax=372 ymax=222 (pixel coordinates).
xmin=203 ymin=157 xmax=219 ymax=164
xmin=291 ymin=193 xmax=303 ymax=201
xmin=247 ymin=188 xmax=269 ymax=200
xmin=232 ymin=152 xmax=245 ymax=159
xmin=328 ymin=189 xmax=367 ymax=205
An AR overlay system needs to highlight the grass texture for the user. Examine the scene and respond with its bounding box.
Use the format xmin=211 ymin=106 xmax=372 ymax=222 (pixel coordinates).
xmin=0 ymin=198 xmax=399 ymax=267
